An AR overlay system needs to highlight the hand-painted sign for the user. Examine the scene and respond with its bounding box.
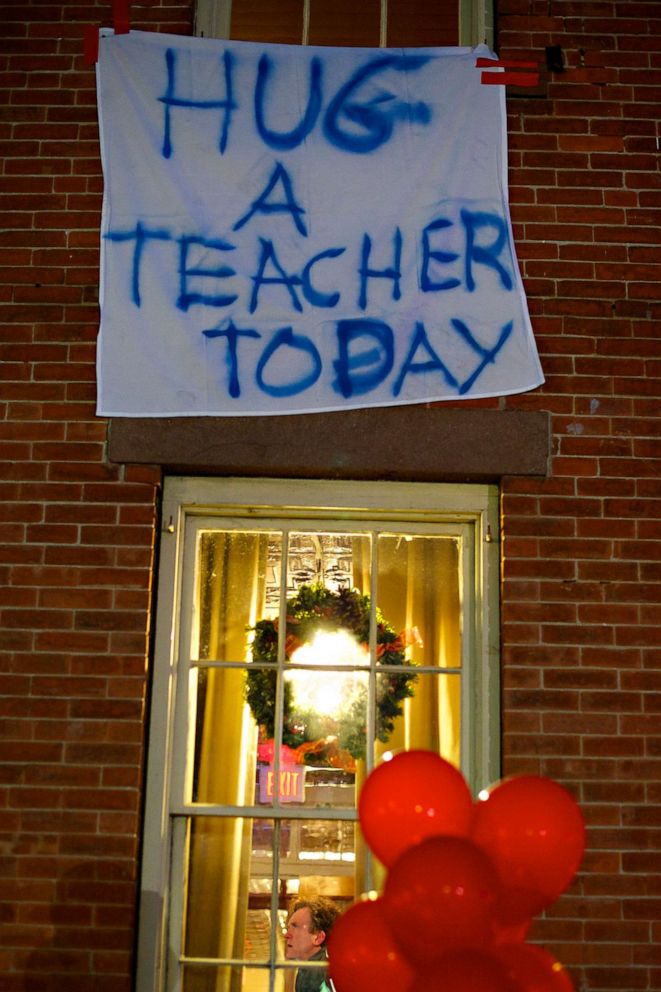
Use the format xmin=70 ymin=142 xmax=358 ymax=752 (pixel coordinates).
xmin=95 ymin=31 xmax=543 ymax=416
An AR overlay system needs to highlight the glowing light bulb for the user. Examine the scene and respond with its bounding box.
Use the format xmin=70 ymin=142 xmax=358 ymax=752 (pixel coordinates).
xmin=288 ymin=630 xmax=368 ymax=720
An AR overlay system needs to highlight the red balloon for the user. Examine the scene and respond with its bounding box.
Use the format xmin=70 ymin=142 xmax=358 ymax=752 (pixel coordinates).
xmin=471 ymin=776 xmax=585 ymax=923
xmin=491 ymin=917 xmax=531 ymax=946
xmin=493 ymin=943 xmax=574 ymax=992
xmin=409 ymin=950 xmax=512 ymax=992
xmin=327 ymin=897 xmax=415 ymax=992
xmin=358 ymin=750 xmax=473 ymax=867
xmin=382 ymin=836 xmax=501 ymax=966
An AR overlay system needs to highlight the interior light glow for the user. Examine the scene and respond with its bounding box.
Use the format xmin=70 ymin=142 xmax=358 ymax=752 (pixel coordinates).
xmin=288 ymin=629 xmax=368 ymax=720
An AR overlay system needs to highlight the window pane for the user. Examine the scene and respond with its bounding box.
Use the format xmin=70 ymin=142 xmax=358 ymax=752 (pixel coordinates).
xmin=182 ymin=964 xmax=273 ymax=992
xmin=230 ymin=0 xmax=304 ymax=44
xmin=192 ymin=664 xmax=259 ymax=804
xmin=286 ymin=532 xmax=369 ymax=593
xmin=386 ymin=0 xmax=459 ymax=46
xmin=376 ymin=534 xmax=461 ymax=669
xmin=279 ymin=815 xmax=358 ymax=896
xmin=184 ymin=817 xmax=272 ymax=961
xmin=197 ymin=530 xmax=279 ymax=663
xmin=308 ymin=0 xmax=381 ymax=47
xmin=376 ymin=669 xmax=462 ymax=766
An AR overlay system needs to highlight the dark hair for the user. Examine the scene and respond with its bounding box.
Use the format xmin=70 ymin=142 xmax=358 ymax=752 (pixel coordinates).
xmin=288 ymin=895 xmax=340 ymax=942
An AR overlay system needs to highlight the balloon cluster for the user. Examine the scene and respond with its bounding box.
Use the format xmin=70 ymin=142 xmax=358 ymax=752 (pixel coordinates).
xmin=328 ymin=751 xmax=585 ymax=992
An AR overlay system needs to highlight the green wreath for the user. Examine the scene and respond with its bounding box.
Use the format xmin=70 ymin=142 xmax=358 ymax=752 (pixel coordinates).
xmin=246 ymin=584 xmax=418 ymax=762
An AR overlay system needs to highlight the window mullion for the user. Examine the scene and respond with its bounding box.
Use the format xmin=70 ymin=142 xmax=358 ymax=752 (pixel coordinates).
xmin=171 ymin=517 xmax=202 ymax=808
xmin=458 ymin=524 xmax=473 ymax=782
xmin=167 ymin=817 xmax=188 ymax=992
xmin=172 ymin=803 xmax=357 ymax=820
xmin=268 ymin=819 xmax=283 ymax=992
xmin=366 ymin=529 xmax=379 ymax=777
xmin=301 ymin=0 xmax=310 ymax=45
xmin=270 ymin=526 xmax=291 ymax=820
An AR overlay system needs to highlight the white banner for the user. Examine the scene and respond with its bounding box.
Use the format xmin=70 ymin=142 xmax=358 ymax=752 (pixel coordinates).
xmin=96 ymin=30 xmax=543 ymax=416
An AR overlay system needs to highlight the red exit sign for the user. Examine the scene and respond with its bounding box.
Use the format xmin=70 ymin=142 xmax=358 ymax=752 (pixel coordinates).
xmin=259 ymin=763 xmax=306 ymax=803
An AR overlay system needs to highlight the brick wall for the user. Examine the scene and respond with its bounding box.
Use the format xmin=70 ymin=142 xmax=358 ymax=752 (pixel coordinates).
xmin=497 ymin=1 xmax=661 ymax=989
xmin=1 ymin=1 xmax=659 ymax=991
xmin=1 ymin=3 xmax=190 ymax=990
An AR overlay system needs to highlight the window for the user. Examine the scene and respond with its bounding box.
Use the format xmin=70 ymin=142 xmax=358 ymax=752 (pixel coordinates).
xmin=137 ymin=477 xmax=499 ymax=992
xmin=195 ymin=0 xmax=494 ymax=50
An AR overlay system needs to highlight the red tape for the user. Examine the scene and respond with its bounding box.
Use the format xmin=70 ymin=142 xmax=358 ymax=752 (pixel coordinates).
xmin=113 ymin=0 xmax=130 ymax=34
xmin=83 ymin=25 xmax=100 ymax=65
xmin=476 ymin=57 xmax=540 ymax=87
xmin=476 ymin=58 xmax=538 ymax=69
xmin=481 ymin=71 xmax=540 ymax=86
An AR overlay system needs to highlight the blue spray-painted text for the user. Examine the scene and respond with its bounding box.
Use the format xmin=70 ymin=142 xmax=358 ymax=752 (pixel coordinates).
xmin=159 ymin=48 xmax=433 ymax=158
xmin=105 ymin=208 xmax=513 ymax=314
xmin=202 ymin=317 xmax=514 ymax=400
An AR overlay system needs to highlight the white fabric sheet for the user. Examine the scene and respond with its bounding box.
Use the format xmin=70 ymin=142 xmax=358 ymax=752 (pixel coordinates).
xmin=95 ymin=30 xmax=543 ymax=416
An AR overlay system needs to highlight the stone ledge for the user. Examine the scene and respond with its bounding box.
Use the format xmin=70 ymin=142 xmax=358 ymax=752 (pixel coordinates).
xmin=108 ymin=408 xmax=550 ymax=481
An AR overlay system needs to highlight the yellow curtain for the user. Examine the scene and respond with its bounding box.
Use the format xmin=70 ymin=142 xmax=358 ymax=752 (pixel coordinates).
xmin=185 ymin=532 xmax=268 ymax=992
xmin=355 ymin=535 xmax=462 ymax=895
xmin=379 ymin=536 xmax=461 ymax=761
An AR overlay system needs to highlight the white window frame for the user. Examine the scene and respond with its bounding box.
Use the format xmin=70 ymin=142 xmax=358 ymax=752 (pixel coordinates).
xmin=194 ymin=0 xmax=494 ymax=49
xmin=136 ymin=475 xmax=500 ymax=992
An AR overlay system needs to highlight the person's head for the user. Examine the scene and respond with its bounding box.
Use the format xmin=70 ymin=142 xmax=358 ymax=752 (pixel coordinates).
xmin=284 ymin=896 xmax=340 ymax=961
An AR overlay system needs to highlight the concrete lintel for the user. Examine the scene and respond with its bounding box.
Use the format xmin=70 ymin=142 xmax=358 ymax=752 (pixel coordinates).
xmin=108 ymin=408 xmax=550 ymax=481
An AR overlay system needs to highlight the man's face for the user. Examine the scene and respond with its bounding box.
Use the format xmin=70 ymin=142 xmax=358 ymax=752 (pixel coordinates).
xmin=284 ymin=907 xmax=323 ymax=961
